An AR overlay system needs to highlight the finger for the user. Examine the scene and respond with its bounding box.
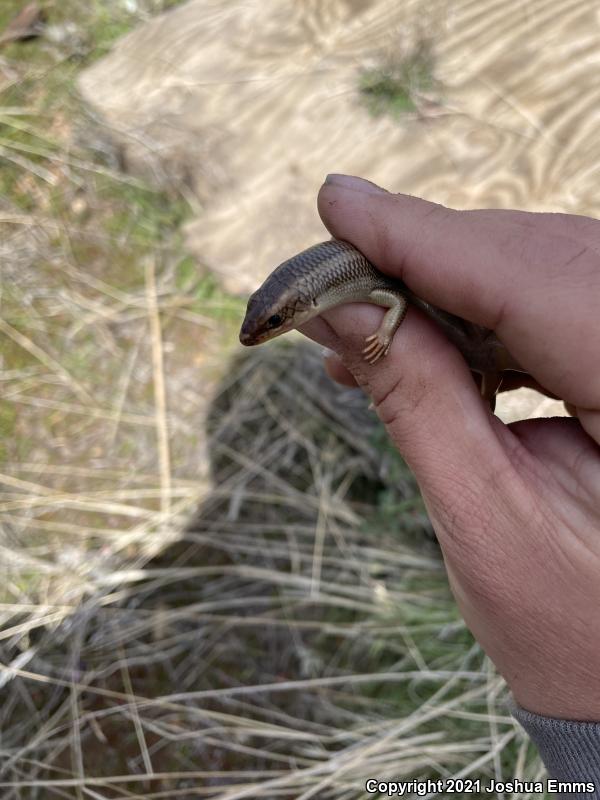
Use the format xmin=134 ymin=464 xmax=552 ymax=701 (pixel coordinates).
xmin=323 ymin=352 xmax=358 ymax=387
xmin=322 ymin=347 xmax=545 ymax=396
xmin=298 ymin=317 xmax=359 ymax=386
xmin=298 ymin=295 xmax=553 ymax=575
xmin=494 ymin=372 xmax=560 ymax=396
xmin=299 ymin=297 xmax=515 ymax=506
xmin=318 ymin=175 xmax=600 ymax=408
xmin=575 ymin=407 xmax=600 ymax=443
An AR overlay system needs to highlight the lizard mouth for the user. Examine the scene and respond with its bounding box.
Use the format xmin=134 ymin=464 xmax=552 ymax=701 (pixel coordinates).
xmin=239 ymin=319 xmax=273 ymax=346
xmin=239 ymin=326 xmax=258 ymax=346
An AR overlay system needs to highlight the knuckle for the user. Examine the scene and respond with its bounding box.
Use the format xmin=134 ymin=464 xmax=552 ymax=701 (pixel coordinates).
xmin=372 ymin=372 xmax=429 ymax=427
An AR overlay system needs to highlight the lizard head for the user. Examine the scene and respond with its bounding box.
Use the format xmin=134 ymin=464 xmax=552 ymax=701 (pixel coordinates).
xmin=239 ymin=279 xmax=315 ymax=346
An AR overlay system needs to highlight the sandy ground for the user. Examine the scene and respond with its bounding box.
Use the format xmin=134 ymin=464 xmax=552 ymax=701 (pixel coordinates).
xmin=77 ymin=0 xmax=595 ymax=421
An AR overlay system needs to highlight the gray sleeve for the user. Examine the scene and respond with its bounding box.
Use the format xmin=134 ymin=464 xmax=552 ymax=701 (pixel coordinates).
xmin=511 ymin=700 xmax=600 ymax=798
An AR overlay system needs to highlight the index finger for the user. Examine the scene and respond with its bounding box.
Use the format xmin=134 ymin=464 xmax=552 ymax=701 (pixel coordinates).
xmin=318 ymin=175 xmax=600 ymax=408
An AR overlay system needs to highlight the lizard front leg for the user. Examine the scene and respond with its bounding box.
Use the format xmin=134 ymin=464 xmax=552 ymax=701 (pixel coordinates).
xmin=362 ymin=289 xmax=409 ymax=364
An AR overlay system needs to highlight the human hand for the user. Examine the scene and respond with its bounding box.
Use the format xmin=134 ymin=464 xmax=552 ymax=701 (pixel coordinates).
xmin=300 ymin=174 xmax=600 ymax=720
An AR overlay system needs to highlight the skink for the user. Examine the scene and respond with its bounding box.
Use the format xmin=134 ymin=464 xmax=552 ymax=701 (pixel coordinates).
xmin=239 ymin=239 xmax=524 ymax=403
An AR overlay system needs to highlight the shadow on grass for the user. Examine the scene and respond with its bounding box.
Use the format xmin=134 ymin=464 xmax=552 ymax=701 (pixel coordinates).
xmin=0 ymin=342 xmax=543 ymax=799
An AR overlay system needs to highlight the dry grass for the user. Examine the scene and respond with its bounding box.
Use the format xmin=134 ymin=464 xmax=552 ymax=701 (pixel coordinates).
xmin=0 ymin=335 xmax=544 ymax=798
xmin=0 ymin=2 xmax=546 ymax=798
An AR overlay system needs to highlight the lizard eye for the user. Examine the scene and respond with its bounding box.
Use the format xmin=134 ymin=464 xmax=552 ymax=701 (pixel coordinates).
xmin=267 ymin=314 xmax=282 ymax=329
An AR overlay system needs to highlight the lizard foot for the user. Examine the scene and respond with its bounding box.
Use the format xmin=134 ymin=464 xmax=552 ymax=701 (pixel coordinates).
xmin=362 ymin=333 xmax=390 ymax=364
